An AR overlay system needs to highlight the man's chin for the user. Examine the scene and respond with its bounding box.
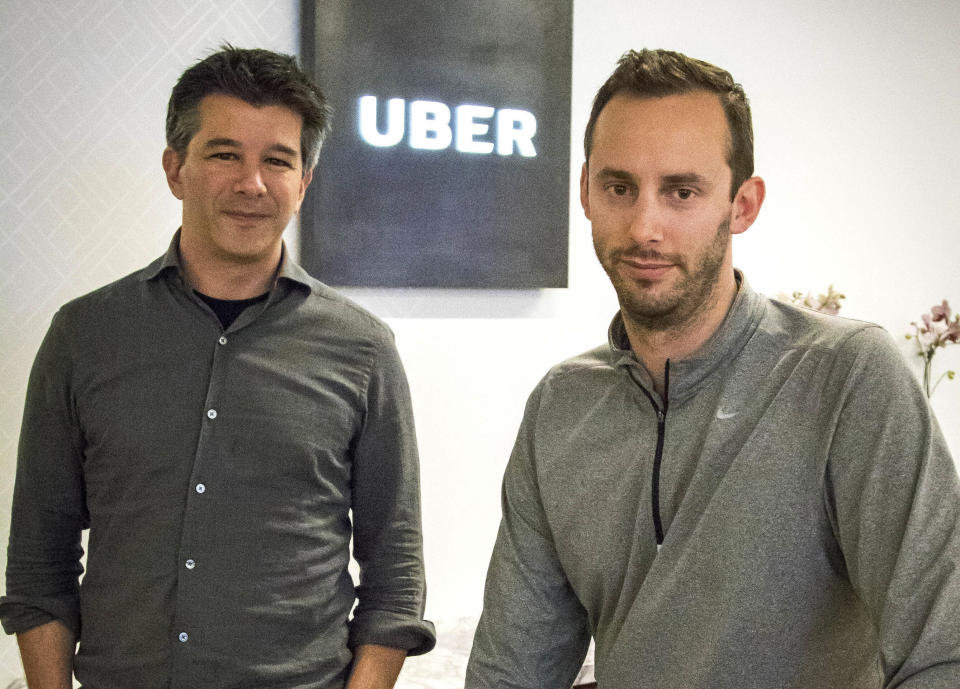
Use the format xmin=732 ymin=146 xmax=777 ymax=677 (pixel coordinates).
xmin=212 ymin=241 xmax=280 ymax=266
xmin=616 ymin=276 xmax=677 ymax=308
xmin=615 ymin=284 xmax=687 ymax=331
xmin=623 ymin=305 xmax=682 ymax=330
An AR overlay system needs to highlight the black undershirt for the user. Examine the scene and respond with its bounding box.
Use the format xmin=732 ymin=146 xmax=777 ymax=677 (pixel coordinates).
xmin=195 ymin=291 xmax=269 ymax=329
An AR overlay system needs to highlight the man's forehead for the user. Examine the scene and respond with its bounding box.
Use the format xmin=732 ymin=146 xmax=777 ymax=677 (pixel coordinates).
xmin=591 ymin=90 xmax=731 ymax=168
xmin=600 ymin=91 xmax=727 ymax=137
xmin=192 ymin=93 xmax=303 ymax=146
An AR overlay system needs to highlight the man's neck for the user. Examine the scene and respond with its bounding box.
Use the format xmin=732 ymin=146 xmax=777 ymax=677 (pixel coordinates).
xmin=623 ymin=273 xmax=739 ymax=397
xmin=178 ymin=241 xmax=282 ymax=300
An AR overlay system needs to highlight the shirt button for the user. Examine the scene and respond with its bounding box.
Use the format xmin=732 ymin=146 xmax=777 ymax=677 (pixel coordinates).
xmin=179 ymin=632 xmax=189 ymax=643
xmin=185 ymin=559 xmax=196 ymax=570
xmin=195 ymin=483 xmax=206 ymax=494
xmin=207 ymin=409 xmax=217 ymax=419
xmin=218 ymin=336 xmax=228 ymax=345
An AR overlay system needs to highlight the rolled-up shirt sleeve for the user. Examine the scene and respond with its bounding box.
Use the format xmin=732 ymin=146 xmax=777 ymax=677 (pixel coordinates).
xmin=347 ymin=330 xmax=435 ymax=655
xmin=1 ymin=310 xmax=88 ymax=636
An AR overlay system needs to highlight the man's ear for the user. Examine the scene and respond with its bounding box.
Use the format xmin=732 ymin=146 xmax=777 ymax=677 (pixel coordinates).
xmin=162 ymin=147 xmax=185 ymax=201
xmin=297 ymin=167 xmax=314 ymax=206
xmin=579 ymin=162 xmax=591 ymax=220
xmin=729 ymin=176 xmax=765 ymax=235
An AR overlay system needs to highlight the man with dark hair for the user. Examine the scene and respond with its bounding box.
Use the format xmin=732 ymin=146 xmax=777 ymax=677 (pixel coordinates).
xmin=1 ymin=45 xmax=434 ymax=689
xmin=582 ymin=49 xmax=754 ymax=200
xmin=466 ymin=48 xmax=960 ymax=688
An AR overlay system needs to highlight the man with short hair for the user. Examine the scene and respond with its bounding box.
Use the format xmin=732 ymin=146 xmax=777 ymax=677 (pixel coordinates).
xmin=1 ymin=45 xmax=434 ymax=689
xmin=466 ymin=48 xmax=960 ymax=688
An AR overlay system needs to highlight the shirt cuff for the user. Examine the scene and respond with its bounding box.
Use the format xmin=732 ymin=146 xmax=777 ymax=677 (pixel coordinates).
xmin=0 ymin=597 xmax=71 ymax=636
xmin=349 ymin=610 xmax=437 ymax=656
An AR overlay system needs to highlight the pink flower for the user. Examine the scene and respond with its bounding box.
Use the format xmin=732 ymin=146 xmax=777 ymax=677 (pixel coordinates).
xmin=945 ymin=320 xmax=960 ymax=344
xmin=908 ymin=300 xmax=960 ymax=352
xmin=917 ymin=327 xmax=938 ymax=350
xmin=909 ymin=299 xmax=959 ymax=397
xmin=931 ymin=299 xmax=951 ymax=322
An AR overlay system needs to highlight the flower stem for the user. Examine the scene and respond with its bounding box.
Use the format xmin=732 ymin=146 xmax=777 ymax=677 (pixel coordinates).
xmin=930 ymin=371 xmax=952 ymax=397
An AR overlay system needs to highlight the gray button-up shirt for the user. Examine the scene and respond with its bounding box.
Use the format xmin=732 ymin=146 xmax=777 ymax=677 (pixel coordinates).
xmin=1 ymin=232 xmax=435 ymax=688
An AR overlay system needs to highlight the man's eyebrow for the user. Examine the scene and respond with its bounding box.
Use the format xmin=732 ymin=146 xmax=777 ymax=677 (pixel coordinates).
xmin=592 ymin=169 xmax=715 ymax=189
xmin=201 ymin=137 xmax=242 ymax=149
xmin=593 ymin=166 xmax=634 ymax=180
xmin=662 ymin=173 xmax=712 ymax=186
xmin=200 ymin=139 xmax=299 ymax=158
xmin=267 ymin=143 xmax=299 ymax=158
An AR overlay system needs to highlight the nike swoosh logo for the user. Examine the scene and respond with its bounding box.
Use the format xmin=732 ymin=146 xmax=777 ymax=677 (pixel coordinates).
xmin=716 ymin=409 xmax=738 ymax=419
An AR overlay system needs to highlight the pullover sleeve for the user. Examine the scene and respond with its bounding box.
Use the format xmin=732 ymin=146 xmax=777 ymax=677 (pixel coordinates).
xmin=347 ymin=330 xmax=435 ymax=655
xmin=466 ymin=382 xmax=591 ymax=689
xmin=1 ymin=310 xmax=88 ymax=636
xmin=825 ymin=327 xmax=960 ymax=688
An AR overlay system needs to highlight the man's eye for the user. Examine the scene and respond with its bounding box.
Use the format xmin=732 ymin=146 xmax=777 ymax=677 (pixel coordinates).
xmin=210 ymin=152 xmax=237 ymax=161
xmin=607 ymin=184 xmax=630 ymax=196
xmin=675 ymin=188 xmax=695 ymax=200
xmin=267 ymin=158 xmax=294 ymax=168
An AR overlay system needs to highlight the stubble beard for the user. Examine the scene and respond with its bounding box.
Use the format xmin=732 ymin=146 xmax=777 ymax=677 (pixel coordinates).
xmin=598 ymin=217 xmax=731 ymax=333
xmin=209 ymin=211 xmax=285 ymax=266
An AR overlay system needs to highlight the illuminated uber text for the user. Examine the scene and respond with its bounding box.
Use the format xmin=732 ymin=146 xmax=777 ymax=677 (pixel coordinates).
xmin=358 ymin=95 xmax=537 ymax=157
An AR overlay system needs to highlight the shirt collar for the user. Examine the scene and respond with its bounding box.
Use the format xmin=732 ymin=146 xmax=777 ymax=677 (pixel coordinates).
xmin=141 ymin=229 xmax=313 ymax=294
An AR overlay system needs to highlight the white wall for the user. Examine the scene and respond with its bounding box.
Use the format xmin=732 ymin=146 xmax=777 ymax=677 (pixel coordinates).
xmin=1 ymin=0 xmax=958 ymax=680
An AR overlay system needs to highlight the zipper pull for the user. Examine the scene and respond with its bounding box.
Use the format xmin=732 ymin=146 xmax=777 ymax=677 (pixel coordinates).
xmin=657 ymin=409 xmax=664 ymax=423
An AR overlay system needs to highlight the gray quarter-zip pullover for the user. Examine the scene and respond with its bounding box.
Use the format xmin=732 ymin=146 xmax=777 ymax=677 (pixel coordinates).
xmin=467 ymin=273 xmax=960 ymax=688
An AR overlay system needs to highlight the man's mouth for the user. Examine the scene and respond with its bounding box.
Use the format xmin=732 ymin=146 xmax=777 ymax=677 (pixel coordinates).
xmin=622 ymin=262 xmax=672 ymax=278
xmin=222 ymin=210 xmax=271 ymax=220
xmin=618 ymin=255 xmax=676 ymax=280
xmin=622 ymin=259 xmax=673 ymax=269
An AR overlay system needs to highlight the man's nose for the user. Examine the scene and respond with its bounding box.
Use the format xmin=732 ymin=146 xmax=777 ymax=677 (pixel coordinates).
xmin=628 ymin=197 xmax=664 ymax=245
xmin=234 ymin=163 xmax=267 ymax=196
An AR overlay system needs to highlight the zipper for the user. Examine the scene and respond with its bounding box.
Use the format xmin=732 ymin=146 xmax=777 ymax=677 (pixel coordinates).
xmin=628 ymin=360 xmax=671 ymax=549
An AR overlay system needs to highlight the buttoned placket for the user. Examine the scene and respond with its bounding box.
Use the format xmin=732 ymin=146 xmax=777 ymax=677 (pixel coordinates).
xmin=169 ymin=305 xmax=245 ymax=683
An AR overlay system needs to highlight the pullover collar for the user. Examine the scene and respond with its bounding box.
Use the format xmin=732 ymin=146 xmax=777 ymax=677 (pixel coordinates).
xmin=608 ymin=270 xmax=766 ymax=403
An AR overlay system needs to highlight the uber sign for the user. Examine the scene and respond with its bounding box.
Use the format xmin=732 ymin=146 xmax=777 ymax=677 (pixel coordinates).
xmin=358 ymin=96 xmax=537 ymax=157
xmin=301 ymin=1 xmax=572 ymax=288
